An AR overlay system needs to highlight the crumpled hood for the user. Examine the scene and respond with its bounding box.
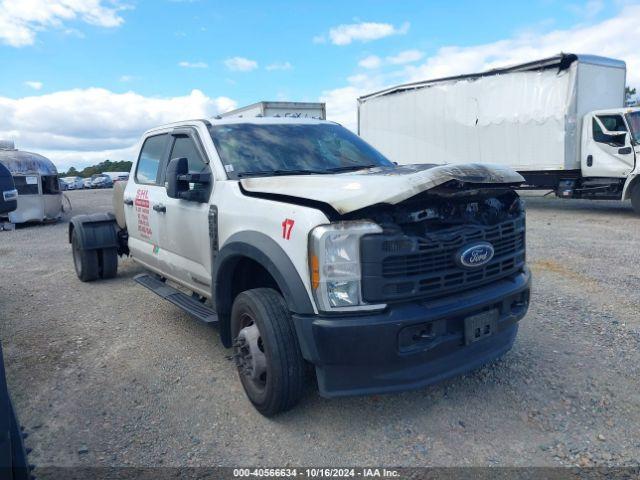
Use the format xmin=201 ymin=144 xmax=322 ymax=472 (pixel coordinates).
xmin=240 ymin=163 xmax=524 ymax=215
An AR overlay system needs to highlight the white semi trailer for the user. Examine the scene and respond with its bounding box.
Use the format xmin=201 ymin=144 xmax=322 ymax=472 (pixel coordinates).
xmin=358 ymin=53 xmax=640 ymax=213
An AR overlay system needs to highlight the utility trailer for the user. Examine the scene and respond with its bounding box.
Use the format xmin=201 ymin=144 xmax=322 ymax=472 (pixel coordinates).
xmin=220 ymin=101 xmax=326 ymax=120
xmin=358 ymin=53 xmax=640 ymax=213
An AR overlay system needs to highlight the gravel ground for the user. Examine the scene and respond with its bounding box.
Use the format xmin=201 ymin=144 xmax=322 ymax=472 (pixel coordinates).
xmin=1 ymin=189 xmax=639 ymax=470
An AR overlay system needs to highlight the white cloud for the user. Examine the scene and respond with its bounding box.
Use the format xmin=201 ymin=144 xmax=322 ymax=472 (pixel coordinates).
xmin=266 ymin=61 xmax=293 ymax=71
xmin=0 ymin=88 xmax=236 ymax=171
xmin=178 ymin=61 xmax=208 ymax=68
xmin=568 ymin=0 xmax=604 ymax=20
xmin=358 ymin=50 xmax=423 ymax=70
xmin=387 ymin=49 xmax=423 ymax=65
xmin=224 ymin=56 xmax=258 ymax=72
xmin=119 ymin=75 xmax=134 ymax=82
xmin=358 ymin=55 xmax=382 ymax=69
xmin=0 ymin=0 xmax=126 ymax=47
xmin=25 ymin=81 xmax=43 ymax=90
xmin=323 ymin=4 xmax=640 ymax=131
xmin=321 ymin=21 xmax=410 ymax=46
xmin=321 ymin=73 xmax=385 ymax=130
xmin=405 ymin=4 xmax=640 ymax=85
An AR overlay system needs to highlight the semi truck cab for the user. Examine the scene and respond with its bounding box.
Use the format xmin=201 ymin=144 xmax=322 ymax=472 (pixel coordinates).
xmin=68 ymin=117 xmax=531 ymax=416
xmin=581 ymin=108 xmax=640 ymax=201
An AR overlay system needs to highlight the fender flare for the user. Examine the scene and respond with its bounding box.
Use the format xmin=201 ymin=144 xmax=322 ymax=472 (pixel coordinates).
xmin=68 ymin=213 xmax=119 ymax=250
xmin=213 ymin=231 xmax=315 ymax=347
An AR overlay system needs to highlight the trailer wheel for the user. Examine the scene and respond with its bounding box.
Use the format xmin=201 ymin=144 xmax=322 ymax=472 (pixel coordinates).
xmin=100 ymin=248 xmax=118 ymax=279
xmin=71 ymin=229 xmax=99 ymax=282
xmin=231 ymin=288 xmax=305 ymax=416
xmin=631 ymin=182 xmax=640 ymax=215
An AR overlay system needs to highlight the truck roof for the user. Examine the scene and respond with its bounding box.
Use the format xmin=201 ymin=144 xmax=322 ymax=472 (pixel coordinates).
xmin=143 ymin=116 xmax=335 ymax=136
xmin=359 ymin=53 xmax=626 ymax=102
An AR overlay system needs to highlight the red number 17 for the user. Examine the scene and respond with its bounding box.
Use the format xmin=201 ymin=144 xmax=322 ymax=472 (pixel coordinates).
xmin=282 ymin=218 xmax=294 ymax=240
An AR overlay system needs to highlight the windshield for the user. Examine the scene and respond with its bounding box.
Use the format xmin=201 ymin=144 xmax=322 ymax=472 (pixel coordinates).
xmin=209 ymin=123 xmax=393 ymax=178
xmin=625 ymin=111 xmax=640 ymax=143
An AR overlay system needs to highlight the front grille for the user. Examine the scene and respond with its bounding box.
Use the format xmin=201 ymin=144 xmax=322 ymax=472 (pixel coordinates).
xmin=360 ymin=216 xmax=525 ymax=303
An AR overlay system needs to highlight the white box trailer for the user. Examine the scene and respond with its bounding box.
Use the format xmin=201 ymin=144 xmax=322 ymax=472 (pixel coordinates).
xmin=220 ymin=101 xmax=326 ymax=120
xmin=359 ymin=54 xmax=640 ymax=213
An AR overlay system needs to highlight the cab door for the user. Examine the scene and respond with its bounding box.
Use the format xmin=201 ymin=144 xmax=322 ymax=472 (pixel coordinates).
xmin=582 ymin=113 xmax=636 ymax=178
xmin=153 ymin=129 xmax=213 ymax=296
xmin=123 ymin=133 xmax=170 ymax=272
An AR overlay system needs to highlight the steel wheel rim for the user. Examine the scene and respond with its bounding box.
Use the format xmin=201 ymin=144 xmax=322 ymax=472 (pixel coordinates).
xmin=234 ymin=312 xmax=267 ymax=393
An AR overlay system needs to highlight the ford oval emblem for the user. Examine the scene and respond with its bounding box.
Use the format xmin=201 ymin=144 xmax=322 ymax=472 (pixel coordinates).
xmin=456 ymin=242 xmax=495 ymax=268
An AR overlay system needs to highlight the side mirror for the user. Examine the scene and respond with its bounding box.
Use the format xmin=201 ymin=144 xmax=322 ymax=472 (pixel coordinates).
xmin=166 ymin=157 xmax=189 ymax=199
xmin=608 ymin=132 xmax=627 ymax=148
xmin=166 ymin=157 xmax=212 ymax=202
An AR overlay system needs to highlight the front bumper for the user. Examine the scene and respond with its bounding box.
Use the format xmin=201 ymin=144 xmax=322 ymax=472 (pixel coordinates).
xmin=293 ymin=268 xmax=531 ymax=398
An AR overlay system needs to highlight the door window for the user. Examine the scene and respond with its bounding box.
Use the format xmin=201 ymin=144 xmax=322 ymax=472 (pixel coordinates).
xmin=593 ymin=115 xmax=627 ymax=146
xmin=135 ymin=134 xmax=168 ymax=185
xmin=169 ymin=136 xmax=207 ymax=173
xmin=42 ymin=175 xmax=60 ymax=194
xmin=13 ymin=176 xmax=39 ymax=195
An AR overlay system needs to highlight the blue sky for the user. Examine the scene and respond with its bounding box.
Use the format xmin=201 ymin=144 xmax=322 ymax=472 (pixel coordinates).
xmin=0 ymin=0 xmax=638 ymax=170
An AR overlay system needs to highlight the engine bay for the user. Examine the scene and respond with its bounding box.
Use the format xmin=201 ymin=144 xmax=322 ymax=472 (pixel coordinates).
xmin=351 ymin=182 xmax=524 ymax=237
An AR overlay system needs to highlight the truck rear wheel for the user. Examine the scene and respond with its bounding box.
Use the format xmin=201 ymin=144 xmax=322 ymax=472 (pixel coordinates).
xmin=100 ymin=248 xmax=118 ymax=279
xmin=231 ymin=288 xmax=305 ymax=416
xmin=631 ymin=182 xmax=640 ymax=215
xmin=71 ymin=229 xmax=99 ymax=282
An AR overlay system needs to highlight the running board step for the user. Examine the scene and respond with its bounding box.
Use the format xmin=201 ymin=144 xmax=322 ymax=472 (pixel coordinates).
xmin=134 ymin=273 xmax=218 ymax=324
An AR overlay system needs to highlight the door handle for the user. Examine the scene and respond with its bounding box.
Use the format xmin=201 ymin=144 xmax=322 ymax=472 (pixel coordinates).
xmin=586 ymin=155 xmax=593 ymax=167
xmin=618 ymin=147 xmax=632 ymax=155
xmin=123 ymin=198 xmax=133 ymax=206
xmin=153 ymin=203 xmax=166 ymax=213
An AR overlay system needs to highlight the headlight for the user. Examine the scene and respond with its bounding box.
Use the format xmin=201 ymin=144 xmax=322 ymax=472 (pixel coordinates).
xmin=309 ymin=221 xmax=385 ymax=312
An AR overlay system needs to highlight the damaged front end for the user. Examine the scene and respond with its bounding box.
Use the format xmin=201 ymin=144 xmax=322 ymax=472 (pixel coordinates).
xmin=298 ymin=180 xmax=531 ymax=397
xmin=351 ymin=181 xmax=526 ymax=304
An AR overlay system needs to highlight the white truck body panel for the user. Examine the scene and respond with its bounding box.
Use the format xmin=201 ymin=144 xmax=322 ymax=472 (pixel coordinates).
xmin=358 ymin=54 xmax=626 ymax=172
xmin=220 ymin=101 xmax=326 ymax=120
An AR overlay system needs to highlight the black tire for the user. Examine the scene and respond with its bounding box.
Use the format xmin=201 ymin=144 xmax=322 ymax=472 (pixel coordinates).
xmin=631 ymin=181 xmax=640 ymax=215
xmin=71 ymin=229 xmax=99 ymax=282
xmin=231 ymin=288 xmax=305 ymax=416
xmin=100 ymin=247 xmax=118 ymax=279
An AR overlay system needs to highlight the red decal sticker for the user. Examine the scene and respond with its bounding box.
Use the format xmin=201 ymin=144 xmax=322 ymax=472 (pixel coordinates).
xmin=282 ymin=218 xmax=294 ymax=240
xmin=135 ymin=188 xmax=152 ymax=239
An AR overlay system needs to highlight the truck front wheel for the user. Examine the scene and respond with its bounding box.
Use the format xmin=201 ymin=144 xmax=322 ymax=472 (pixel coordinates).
xmin=631 ymin=181 xmax=640 ymax=215
xmin=231 ymin=288 xmax=305 ymax=416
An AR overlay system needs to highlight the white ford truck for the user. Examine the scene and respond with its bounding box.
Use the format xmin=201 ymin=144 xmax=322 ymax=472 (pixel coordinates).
xmin=69 ymin=117 xmax=531 ymax=415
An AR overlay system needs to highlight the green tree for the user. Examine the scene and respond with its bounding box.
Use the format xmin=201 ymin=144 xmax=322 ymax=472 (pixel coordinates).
xmin=59 ymin=160 xmax=132 ymax=178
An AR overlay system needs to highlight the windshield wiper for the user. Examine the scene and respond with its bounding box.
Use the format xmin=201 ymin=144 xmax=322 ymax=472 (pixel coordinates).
xmin=236 ymin=165 xmax=380 ymax=178
xmin=323 ymin=165 xmax=379 ymax=173
xmin=236 ymin=169 xmax=325 ymax=178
